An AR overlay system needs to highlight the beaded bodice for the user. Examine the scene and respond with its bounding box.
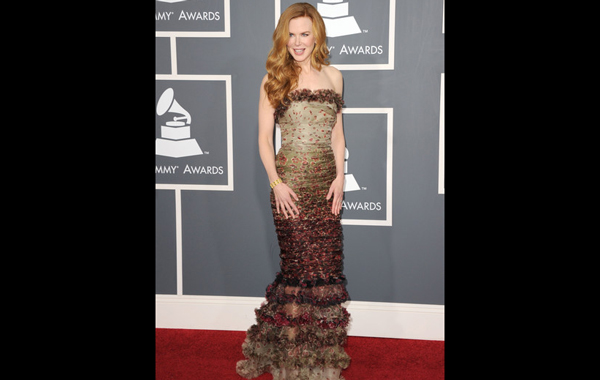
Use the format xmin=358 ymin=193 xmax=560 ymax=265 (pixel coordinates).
xmin=274 ymin=88 xmax=344 ymax=148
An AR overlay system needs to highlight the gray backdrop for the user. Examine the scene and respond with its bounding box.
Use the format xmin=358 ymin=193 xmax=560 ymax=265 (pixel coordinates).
xmin=156 ymin=0 xmax=444 ymax=305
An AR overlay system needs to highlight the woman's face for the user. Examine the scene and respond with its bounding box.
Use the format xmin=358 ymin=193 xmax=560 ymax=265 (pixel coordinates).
xmin=287 ymin=16 xmax=315 ymax=63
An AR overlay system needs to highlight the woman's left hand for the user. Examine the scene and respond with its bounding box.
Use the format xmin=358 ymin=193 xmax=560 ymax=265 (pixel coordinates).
xmin=326 ymin=176 xmax=345 ymax=215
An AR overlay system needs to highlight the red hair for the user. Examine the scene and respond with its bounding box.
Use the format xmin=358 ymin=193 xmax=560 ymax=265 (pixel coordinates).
xmin=264 ymin=3 xmax=330 ymax=109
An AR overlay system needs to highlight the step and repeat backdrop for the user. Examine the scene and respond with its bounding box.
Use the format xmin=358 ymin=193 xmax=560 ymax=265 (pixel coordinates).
xmin=156 ymin=0 xmax=444 ymax=305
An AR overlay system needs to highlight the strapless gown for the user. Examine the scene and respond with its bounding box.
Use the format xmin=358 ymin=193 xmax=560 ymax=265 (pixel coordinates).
xmin=236 ymin=89 xmax=351 ymax=380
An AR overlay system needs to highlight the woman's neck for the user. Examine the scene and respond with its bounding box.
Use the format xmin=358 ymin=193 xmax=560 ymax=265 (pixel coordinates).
xmin=295 ymin=59 xmax=313 ymax=75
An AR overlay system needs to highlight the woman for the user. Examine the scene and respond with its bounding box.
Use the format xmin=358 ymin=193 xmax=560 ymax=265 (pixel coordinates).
xmin=236 ymin=3 xmax=351 ymax=380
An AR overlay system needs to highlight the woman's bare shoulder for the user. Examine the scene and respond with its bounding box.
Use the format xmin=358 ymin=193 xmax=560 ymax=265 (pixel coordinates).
xmin=322 ymin=65 xmax=343 ymax=93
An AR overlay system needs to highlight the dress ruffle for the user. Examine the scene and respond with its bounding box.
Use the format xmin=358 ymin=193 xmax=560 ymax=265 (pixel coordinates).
xmin=237 ymin=271 xmax=351 ymax=379
xmin=266 ymin=273 xmax=349 ymax=306
xmin=237 ymin=291 xmax=351 ymax=379
xmin=275 ymin=88 xmax=344 ymax=123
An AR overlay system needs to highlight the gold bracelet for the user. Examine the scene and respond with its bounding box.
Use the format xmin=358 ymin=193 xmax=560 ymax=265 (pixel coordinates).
xmin=270 ymin=178 xmax=282 ymax=188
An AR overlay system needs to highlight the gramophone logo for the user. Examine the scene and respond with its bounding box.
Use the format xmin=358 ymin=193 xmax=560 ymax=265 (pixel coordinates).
xmin=317 ymin=0 xmax=361 ymax=38
xmin=344 ymin=147 xmax=361 ymax=192
xmin=155 ymin=87 xmax=203 ymax=158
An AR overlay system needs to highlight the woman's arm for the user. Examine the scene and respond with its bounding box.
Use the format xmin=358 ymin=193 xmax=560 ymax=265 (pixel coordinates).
xmin=257 ymin=74 xmax=299 ymax=219
xmin=326 ymin=68 xmax=346 ymax=215
xmin=257 ymin=74 xmax=279 ymax=184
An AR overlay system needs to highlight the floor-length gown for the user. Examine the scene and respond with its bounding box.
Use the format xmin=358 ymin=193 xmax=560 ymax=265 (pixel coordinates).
xmin=236 ymin=88 xmax=351 ymax=380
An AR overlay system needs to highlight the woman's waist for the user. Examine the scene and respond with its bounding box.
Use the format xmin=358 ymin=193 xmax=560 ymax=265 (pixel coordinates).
xmin=275 ymin=146 xmax=336 ymax=175
xmin=277 ymin=168 xmax=336 ymax=188
xmin=279 ymin=141 xmax=332 ymax=151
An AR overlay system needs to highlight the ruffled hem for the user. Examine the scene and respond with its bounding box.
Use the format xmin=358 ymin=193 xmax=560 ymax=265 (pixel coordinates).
xmin=237 ymin=272 xmax=351 ymax=379
xmin=237 ymin=358 xmax=348 ymax=380
xmin=237 ymin=338 xmax=350 ymax=379
xmin=275 ymin=88 xmax=344 ymax=123
xmin=266 ymin=272 xmax=349 ymax=306
xmin=257 ymin=302 xmax=350 ymax=331
xmin=271 ymin=367 xmax=346 ymax=380
xmin=240 ymin=328 xmax=350 ymax=365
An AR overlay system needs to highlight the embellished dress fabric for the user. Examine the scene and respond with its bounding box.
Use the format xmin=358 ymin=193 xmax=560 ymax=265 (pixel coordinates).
xmin=237 ymin=89 xmax=350 ymax=380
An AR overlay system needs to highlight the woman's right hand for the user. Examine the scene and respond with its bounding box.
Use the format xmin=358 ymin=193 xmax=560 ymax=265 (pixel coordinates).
xmin=273 ymin=182 xmax=299 ymax=219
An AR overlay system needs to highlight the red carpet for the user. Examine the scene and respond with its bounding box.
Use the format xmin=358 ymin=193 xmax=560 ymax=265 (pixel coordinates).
xmin=156 ymin=328 xmax=444 ymax=379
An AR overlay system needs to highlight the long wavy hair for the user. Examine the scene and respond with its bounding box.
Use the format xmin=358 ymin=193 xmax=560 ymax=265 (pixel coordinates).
xmin=265 ymin=2 xmax=330 ymax=109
